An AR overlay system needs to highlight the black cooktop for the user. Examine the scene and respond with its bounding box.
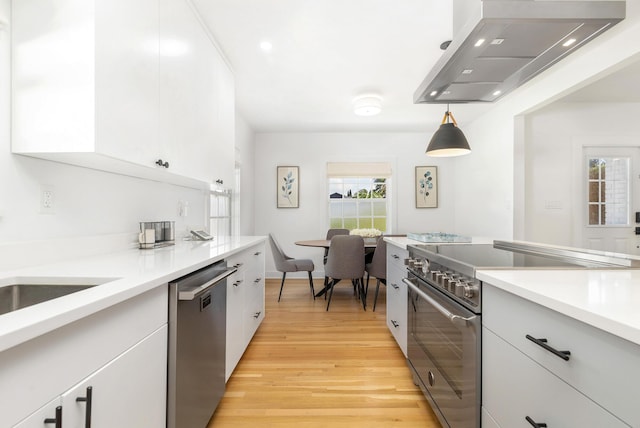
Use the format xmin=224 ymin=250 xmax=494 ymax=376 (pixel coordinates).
xmin=410 ymin=243 xmax=616 ymax=274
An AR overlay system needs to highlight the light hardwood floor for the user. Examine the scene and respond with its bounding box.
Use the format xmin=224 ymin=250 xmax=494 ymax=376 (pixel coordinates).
xmin=208 ymin=278 xmax=440 ymax=427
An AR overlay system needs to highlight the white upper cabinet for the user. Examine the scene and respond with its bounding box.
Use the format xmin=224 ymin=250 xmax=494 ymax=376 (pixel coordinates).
xmin=159 ymin=0 xmax=235 ymax=185
xmin=11 ymin=0 xmax=235 ymax=189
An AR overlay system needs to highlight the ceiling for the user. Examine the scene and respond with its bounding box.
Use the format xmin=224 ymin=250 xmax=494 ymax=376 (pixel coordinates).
xmin=191 ymin=0 xmax=493 ymax=133
xmin=190 ymin=0 xmax=639 ymax=134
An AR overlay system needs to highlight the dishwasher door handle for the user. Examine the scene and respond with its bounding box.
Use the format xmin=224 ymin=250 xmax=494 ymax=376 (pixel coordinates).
xmin=177 ymin=266 xmax=238 ymax=300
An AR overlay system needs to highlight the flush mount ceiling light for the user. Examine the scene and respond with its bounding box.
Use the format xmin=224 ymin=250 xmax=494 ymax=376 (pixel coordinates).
xmin=426 ymin=105 xmax=471 ymax=157
xmin=259 ymin=41 xmax=273 ymax=52
xmin=353 ymin=95 xmax=382 ymax=116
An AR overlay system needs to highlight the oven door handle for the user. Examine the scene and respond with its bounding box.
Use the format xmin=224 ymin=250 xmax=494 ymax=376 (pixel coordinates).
xmin=403 ymin=278 xmax=476 ymax=327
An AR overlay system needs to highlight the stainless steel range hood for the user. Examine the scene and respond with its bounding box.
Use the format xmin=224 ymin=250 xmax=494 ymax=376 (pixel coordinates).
xmin=414 ymin=0 xmax=625 ymax=104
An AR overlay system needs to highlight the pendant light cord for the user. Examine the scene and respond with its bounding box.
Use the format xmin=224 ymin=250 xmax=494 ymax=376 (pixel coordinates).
xmin=440 ymin=104 xmax=458 ymax=126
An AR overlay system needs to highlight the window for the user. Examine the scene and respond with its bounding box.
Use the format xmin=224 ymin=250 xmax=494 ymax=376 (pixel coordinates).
xmin=209 ymin=189 xmax=232 ymax=237
xmin=327 ymin=162 xmax=391 ymax=232
xmin=587 ymin=156 xmax=629 ymax=225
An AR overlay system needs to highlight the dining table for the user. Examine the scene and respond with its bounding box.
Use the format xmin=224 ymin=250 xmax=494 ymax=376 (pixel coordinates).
xmin=295 ymin=238 xmax=378 ymax=297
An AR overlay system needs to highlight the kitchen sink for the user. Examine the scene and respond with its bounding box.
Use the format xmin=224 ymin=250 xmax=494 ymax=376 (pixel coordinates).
xmin=0 ymin=277 xmax=116 ymax=316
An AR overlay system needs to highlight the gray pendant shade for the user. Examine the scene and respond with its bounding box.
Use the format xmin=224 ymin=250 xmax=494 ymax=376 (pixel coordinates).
xmin=426 ymin=110 xmax=471 ymax=157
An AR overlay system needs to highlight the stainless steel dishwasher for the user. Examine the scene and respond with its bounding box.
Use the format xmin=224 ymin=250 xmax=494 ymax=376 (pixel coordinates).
xmin=167 ymin=260 xmax=237 ymax=428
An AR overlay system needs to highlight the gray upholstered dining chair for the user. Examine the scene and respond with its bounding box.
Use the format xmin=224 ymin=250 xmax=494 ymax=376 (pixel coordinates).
xmin=365 ymin=236 xmax=387 ymax=311
xmin=324 ymin=228 xmax=349 ymax=263
xmin=324 ymin=235 xmax=366 ymax=311
xmin=268 ymin=233 xmax=315 ymax=302
xmin=323 ymin=228 xmax=349 ymax=288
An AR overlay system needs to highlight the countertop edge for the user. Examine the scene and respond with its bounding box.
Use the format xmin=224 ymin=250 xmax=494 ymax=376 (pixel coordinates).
xmin=0 ymin=236 xmax=267 ymax=353
xmin=477 ymin=269 xmax=640 ymax=346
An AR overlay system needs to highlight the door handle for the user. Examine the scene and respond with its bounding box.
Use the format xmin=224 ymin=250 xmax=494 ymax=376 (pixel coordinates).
xmin=76 ymin=386 xmax=93 ymax=428
xmin=525 ymin=416 xmax=548 ymax=427
xmin=44 ymin=406 xmax=62 ymax=428
xmin=403 ymin=278 xmax=476 ymax=327
xmin=525 ymin=335 xmax=571 ymax=361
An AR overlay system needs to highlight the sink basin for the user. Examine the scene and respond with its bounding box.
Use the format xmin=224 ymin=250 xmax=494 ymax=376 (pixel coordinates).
xmin=0 ymin=277 xmax=116 ymax=316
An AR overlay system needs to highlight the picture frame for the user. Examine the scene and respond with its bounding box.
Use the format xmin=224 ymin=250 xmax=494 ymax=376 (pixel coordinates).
xmin=277 ymin=166 xmax=299 ymax=208
xmin=415 ymin=166 xmax=438 ymax=208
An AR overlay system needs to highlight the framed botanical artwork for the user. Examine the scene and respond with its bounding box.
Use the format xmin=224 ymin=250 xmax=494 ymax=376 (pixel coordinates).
xmin=277 ymin=166 xmax=299 ymax=208
xmin=415 ymin=166 xmax=438 ymax=208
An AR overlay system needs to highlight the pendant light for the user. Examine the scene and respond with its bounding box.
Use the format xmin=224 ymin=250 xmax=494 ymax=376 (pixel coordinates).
xmin=426 ymin=105 xmax=471 ymax=157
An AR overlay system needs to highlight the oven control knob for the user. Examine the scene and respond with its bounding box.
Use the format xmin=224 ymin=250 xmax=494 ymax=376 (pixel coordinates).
xmin=431 ymin=271 xmax=443 ymax=282
xmin=463 ymin=285 xmax=476 ymax=298
xmin=405 ymin=258 xmax=421 ymax=270
xmin=442 ymin=275 xmax=458 ymax=291
xmin=455 ymin=281 xmax=476 ymax=298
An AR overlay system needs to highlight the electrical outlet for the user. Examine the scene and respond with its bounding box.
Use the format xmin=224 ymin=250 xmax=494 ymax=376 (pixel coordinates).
xmin=41 ymin=186 xmax=55 ymax=214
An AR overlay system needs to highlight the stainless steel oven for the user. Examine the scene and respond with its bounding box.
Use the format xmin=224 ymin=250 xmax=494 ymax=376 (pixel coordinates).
xmin=404 ymin=272 xmax=480 ymax=428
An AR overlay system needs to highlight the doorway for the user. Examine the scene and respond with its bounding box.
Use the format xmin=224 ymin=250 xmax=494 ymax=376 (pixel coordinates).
xmin=577 ymin=146 xmax=640 ymax=254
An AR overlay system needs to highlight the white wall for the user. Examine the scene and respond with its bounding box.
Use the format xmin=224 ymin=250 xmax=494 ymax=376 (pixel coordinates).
xmin=0 ymin=0 xmax=208 ymax=270
xmin=254 ymin=132 xmax=458 ymax=277
xmin=524 ymin=102 xmax=640 ymax=246
xmin=455 ymin=0 xmax=640 ymax=241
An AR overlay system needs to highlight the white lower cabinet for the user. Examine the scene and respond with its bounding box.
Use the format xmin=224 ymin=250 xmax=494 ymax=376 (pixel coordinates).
xmin=15 ymin=326 xmax=167 ymax=428
xmin=61 ymin=326 xmax=167 ymax=428
xmin=226 ymin=242 xmax=266 ymax=381
xmin=483 ymin=326 xmax=627 ymax=428
xmin=386 ymin=243 xmax=408 ymax=356
xmin=3 ymin=286 xmax=168 ymax=428
xmin=482 ymin=284 xmax=637 ymax=427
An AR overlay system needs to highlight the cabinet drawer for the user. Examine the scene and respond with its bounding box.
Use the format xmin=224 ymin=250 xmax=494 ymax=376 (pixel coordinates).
xmin=483 ymin=285 xmax=640 ymax=427
xmin=386 ymin=263 xmax=407 ymax=356
xmin=481 ymin=408 xmax=501 ymax=428
xmin=387 ymin=245 xmax=408 ymax=272
xmin=483 ymin=327 xmax=628 ymax=428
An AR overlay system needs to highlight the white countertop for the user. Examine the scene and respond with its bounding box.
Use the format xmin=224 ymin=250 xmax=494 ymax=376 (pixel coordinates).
xmin=477 ymin=269 xmax=640 ymax=346
xmin=0 ymin=236 xmax=266 ymax=353
xmin=384 ymin=235 xmax=493 ymax=249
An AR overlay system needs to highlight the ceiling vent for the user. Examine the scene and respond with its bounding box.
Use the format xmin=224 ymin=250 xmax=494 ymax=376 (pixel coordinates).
xmin=414 ymin=0 xmax=626 ymax=104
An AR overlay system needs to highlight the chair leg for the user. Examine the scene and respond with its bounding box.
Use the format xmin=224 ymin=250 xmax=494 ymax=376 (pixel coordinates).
xmin=278 ymin=272 xmax=287 ymax=302
xmin=365 ymin=272 xmax=370 ymax=298
xmin=373 ymin=279 xmax=381 ymax=312
xmin=359 ymin=278 xmax=366 ymax=311
xmin=308 ymin=271 xmax=315 ymax=300
xmin=324 ymin=276 xmax=329 ymax=300
xmin=326 ymin=279 xmax=336 ymax=311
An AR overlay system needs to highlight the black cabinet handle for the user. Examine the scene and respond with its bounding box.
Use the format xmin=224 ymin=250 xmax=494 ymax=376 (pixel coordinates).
xmin=254 ymin=251 xmax=261 ymax=256
xmin=76 ymin=386 xmax=93 ymax=428
xmin=525 ymin=334 xmax=571 ymax=361
xmin=526 ymin=416 xmax=548 ymax=427
xmin=391 ymin=283 xmax=399 ymax=290
xmin=391 ymin=320 xmax=399 ymax=328
xmin=155 ymin=159 xmax=169 ymax=168
xmin=254 ymin=277 xmax=262 ymax=283
xmin=233 ymin=280 xmax=243 ymax=287
xmin=253 ymin=311 xmax=261 ymax=318
xmin=44 ymin=406 xmax=62 ymax=428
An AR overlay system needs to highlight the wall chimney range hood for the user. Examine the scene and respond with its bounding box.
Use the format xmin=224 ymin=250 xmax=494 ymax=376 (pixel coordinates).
xmin=414 ymin=0 xmax=625 ymax=104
